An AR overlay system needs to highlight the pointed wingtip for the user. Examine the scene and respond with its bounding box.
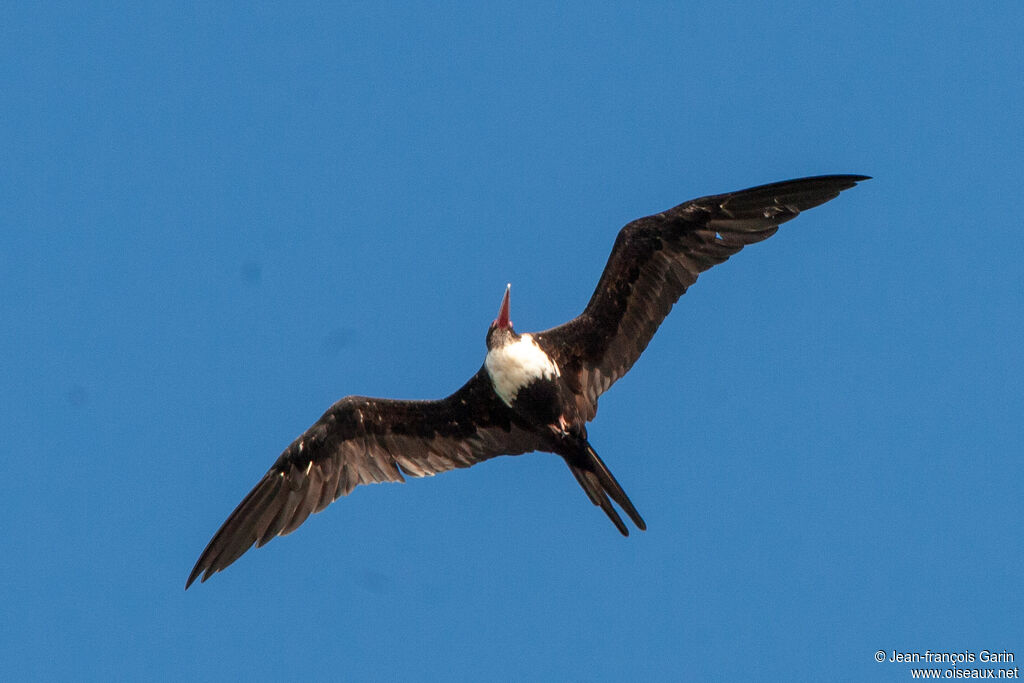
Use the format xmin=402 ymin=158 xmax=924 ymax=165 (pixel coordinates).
xmin=185 ymin=566 xmax=203 ymax=590
xmin=828 ymin=174 xmax=871 ymax=191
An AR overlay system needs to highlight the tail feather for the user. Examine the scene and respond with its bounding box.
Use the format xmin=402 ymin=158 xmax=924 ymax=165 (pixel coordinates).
xmin=565 ymin=442 xmax=646 ymax=535
xmin=568 ymin=464 xmax=629 ymax=535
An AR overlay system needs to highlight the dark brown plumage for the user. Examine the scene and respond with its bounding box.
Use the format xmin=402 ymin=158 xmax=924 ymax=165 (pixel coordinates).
xmin=534 ymin=174 xmax=868 ymax=422
xmin=187 ymin=174 xmax=867 ymax=588
xmin=186 ymin=370 xmax=542 ymax=586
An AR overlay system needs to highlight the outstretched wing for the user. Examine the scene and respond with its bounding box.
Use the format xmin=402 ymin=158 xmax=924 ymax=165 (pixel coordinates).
xmin=187 ymin=368 xmax=540 ymax=587
xmin=536 ymin=174 xmax=868 ymax=422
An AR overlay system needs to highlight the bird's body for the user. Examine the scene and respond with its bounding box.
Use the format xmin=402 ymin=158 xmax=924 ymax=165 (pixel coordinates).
xmin=485 ymin=330 xmax=561 ymax=408
xmin=187 ymin=174 xmax=868 ymax=588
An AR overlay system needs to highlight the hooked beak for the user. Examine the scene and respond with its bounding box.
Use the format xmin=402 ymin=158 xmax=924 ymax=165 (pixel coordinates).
xmin=495 ymin=284 xmax=512 ymax=329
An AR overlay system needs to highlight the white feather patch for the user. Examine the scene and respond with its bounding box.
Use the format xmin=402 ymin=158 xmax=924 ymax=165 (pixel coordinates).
xmin=485 ymin=334 xmax=560 ymax=406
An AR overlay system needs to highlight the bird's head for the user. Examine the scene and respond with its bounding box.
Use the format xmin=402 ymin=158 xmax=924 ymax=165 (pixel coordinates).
xmin=486 ymin=284 xmax=517 ymax=350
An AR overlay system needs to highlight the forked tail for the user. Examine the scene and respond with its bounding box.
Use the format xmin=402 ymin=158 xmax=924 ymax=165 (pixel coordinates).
xmin=565 ymin=441 xmax=646 ymax=535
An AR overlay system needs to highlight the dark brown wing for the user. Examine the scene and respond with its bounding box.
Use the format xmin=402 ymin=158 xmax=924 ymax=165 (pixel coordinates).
xmin=536 ymin=175 xmax=868 ymax=422
xmin=186 ymin=368 xmax=541 ymax=587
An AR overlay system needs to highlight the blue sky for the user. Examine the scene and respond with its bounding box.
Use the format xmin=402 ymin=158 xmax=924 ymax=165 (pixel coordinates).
xmin=3 ymin=3 xmax=1022 ymax=681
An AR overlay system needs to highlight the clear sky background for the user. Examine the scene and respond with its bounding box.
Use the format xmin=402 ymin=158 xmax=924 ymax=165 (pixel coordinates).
xmin=3 ymin=3 xmax=1022 ymax=681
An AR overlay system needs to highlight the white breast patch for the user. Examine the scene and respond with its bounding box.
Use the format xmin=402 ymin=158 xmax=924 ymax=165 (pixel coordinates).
xmin=485 ymin=334 xmax=560 ymax=406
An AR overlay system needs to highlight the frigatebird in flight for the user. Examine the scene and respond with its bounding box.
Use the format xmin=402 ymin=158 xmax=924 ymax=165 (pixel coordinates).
xmin=187 ymin=174 xmax=867 ymax=588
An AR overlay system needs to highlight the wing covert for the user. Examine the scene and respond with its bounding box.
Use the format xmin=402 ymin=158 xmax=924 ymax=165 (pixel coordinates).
xmin=537 ymin=175 xmax=868 ymax=421
xmin=187 ymin=368 xmax=540 ymax=587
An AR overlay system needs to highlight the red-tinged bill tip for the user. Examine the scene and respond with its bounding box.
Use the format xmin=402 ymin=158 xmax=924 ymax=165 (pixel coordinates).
xmin=496 ymin=284 xmax=511 ymax=329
